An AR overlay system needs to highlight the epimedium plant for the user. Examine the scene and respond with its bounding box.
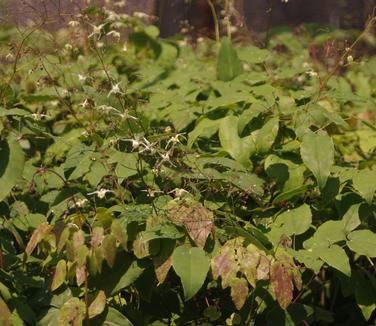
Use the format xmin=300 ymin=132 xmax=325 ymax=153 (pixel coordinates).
xmin=0 ymin=4 xmax=376 ymax=325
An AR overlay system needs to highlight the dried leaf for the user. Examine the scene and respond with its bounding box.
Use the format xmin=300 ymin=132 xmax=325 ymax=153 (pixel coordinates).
xmin=230 ymin=277 xmax=249 ymax=310
xmin=211 ymin=245 xmax=238 ymax=289
xmin=154 ymin=255 xmax=172 ymax=284
xmin=256 ymin=255 xmax=270 ymax=281
xmin=25 ymin=222 xmax=52 ymax=256
xmin=51 ymin=259 xmax=67 ymax=291
xmin=88 ymin=290 xmax=106 ymax=318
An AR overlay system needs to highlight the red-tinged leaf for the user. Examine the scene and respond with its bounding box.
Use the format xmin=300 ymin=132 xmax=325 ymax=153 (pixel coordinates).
xmin=256 ymin=255 xmax=270 ymax=281
xmin=154 ymin=255 xmax=172 ymax=284
xmin=88 ymin=290 xmax=106 ymax=318
xmin=73 ymin=230 xmax=85 ymax=248
xmin=211 ymin=246 xmax=238 ymax=289
xmin=111 ymin=219 xmax=128 ymax=250
xmin=76 ymin=264 xmax=86 ymax=287
xmin=168 ymin=203 xmax=214 ymax=247
xmin=238 ymin=245 xmax=261 ymax=288
xmin=102 ymin=234 xmax=117 ymax=268
xmin=0 ymin=296 xmax=12 ymax=326
xmin=51 ymin=259 xmax=67 ymax=291
xmin=275 ymin=248 xmax=302 ymax=290
xmin=270 ymin=260 xmax=293 ymax=309
xmin=25 ymin=222 xmax=52 ymax=256
xmin=57 ymin=227 xmax=70 ymax=253
xmin=91 ymin=227 xmax=104 ymax=249
xmin=230 ymin=277 xmax=249 ymax=310
xmin=57 ymin=297 xmax=85 ymax=326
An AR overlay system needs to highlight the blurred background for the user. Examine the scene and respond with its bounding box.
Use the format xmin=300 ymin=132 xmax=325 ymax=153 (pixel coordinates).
xmin=0 ymin=0 xmax=375 ymax=38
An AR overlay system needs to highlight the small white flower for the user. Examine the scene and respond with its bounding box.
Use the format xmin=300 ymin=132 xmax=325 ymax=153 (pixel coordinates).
xmin=89 ymin=23 xmax=106 ymax=38
xmin=50 ymin=100 xmax=59 ymax=107
xmin=68 ymin=20 xmax=80 ymax=27
xmin=122 ymin=43 xmax=128 ymax=52
xmin=64 ymin=43 xmax=73 ymax=50
xmin=138 ymin=137 xmax=157 ymax=154
xmin=118 ymin=109 xmax=138 ymax=120
xmin=165 ymin=133 xmax=186 ymax=148
xmin=74 ymin=198 xmax=88 ymax=208
xmin=81 ymin=99 xmax=90 ymax=108
xmin=87 ymin=188 xmax=113 ymax=199
xmin=96 ymin=41 xmax=104 ymax=49
xmin=168 ymin=188 xmax=189 ymax=198
xmin=5 ymin=52 xmax=14 ymax=60
xmin=107 ymin=83 xmax=123 ymax=97
xmin=133 ymin=11 xmax=149 ymax=19
xmin=305 ymin=69 xmax=318 ymax=77
xmin=114 ymin=0 xmax=126 ymax=8
xmin=302 ymin=62 xmax=310 ymax=69
xmin=96 ymin=105 xmax=117 ymax=113
xmin=123 ymin=137 xmax=141 ymax=150
xmin=61 ymin=89 xmax=69 ymax=96
xmin=29 ymin=113 xmax=49 ymax=120
xmin=78 ymin=74 xmax=87 ymax=82
xmin=141 ymin=189 xmax=163 ymax=197
xmin=347 ymin=55 xmax=354 ymax=64
xmin=107 ymin=30 xmax=121 ymax=39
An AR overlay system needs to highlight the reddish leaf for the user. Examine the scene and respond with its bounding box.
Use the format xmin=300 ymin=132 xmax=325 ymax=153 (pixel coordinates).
xmin=230 ymin=277 xmax=249 ymax=310
xmin=88 ymin=290 xmax=106 ymax=318
xmin=238 ymin=244 xmax=261 ymax=288
xmin=168 ymin=203 xmax=214 ymax=247
xmin=76 ymin=264 xmax=86 ymax=287
xmin=256 ymin=255 xmax=270 ymax=281
xmin=51 ymin=259 xmax=67 ymax=291
xmin=91 ymin=227 xmax=104 ymax=249
xmin=211 ymin=246 xmax=238 ymax=288
xmin=270 ymin=259 xmax=293 ymax=309
xmin=25 ymin=222 xmax=52 ymax=256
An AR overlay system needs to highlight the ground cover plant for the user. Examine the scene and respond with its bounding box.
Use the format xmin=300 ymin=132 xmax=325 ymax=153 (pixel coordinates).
xmin=0 ymin=6 xmax=376 ymax=325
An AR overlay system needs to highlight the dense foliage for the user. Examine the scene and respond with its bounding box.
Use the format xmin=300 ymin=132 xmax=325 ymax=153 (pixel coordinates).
xmin=0 ymin=7 xmax=376 ymax=325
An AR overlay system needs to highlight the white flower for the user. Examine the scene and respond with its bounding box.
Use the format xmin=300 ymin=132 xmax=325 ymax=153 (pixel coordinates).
xmin=68 ymin=20 xmax=80 ymax=27
xmin=81 ymin=99 xmax=90 ymax=108
xmin=78 ymin=74 xmax=87 ymax=82
xmin=107 ymin=30 xmax=121 ymax=39
xmin=141 ymin=189 xmax=163 ymax=197
xmin=107 ymin=83 xmax=123 ymax=97
xmin=96 ymin=105 xmax=117 ymax=113
xmin=73 ymin=198 xmax=88 ymax=208
xmin=138 ymin=137 xmax=157 ymax=154
xmin=122 ymin=43 xmax=128 ymax=52
xmin=305 ymin=69 xmax=318 ymax=77
xmin=29 ymin=113 xmax=49 ymax=120
xmin=5 ymin=52 xmax=14 ymax=60
xmin=87 ymin=188 xmax=113 ymax=199
xmin=165 ymin=133 xmax=186 ymax=148
xmin=133 ymin=11 xmax=149 ymax=19
xmin=168 ymin=188 xmax=189 ymax=198
xmin=347 ymin=55 xmax=354 ymax=64
xmin=89 ymin=23 xmax=106 ymax=38
xmin=114 ymin=0 xmax=126 ymax=8
xmin=64 ymin=43 xmax=73 ymax=50
xmin=118 ymin=109 xmax=138 ymax=120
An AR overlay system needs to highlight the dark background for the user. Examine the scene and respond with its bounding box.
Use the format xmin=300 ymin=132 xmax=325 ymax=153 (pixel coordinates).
xmin=0 ymin=0 xmax=375 ymax=36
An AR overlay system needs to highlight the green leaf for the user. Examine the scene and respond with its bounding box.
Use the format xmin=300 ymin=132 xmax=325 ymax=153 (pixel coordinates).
xmin=188 ymin=118 xmax=220 ymax=148
xmin=353 ymin=270 xmax=376 ymax=321
xmin=219 ymin=115 xmax=255 ymax=167
xmin=57 ymin=297 xmax=85 ymax=326
xmin=300 ymin=132 xmax=334 ymax=188
xmin=274 ymin=204 xmax=312 ymax=236
xmin=217 ymin=37 xmax=244 ymax=81
xmin=0 ymin=138 xmax=25 ymax=202
xmin=51 ymin=260 xmax=67 ymax=291
xmin=172 ymin=246 xmax=210 ymax=300
xmin=347 ymin=230 xmax=376 ymax=257
xmin=315 ymin=245 xmax=351 ymax=276
xmin=102 ymin=234 xmax=117 ymax=268
xmin=342 ymin=204 xmax=361 ymax=233
xmin=255 ymin=116 xmax=279 ymax=153
xmin=352 ymin=169 xmax=376 ymax=204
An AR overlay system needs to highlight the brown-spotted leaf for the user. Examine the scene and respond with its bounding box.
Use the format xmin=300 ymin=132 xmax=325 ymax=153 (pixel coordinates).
xmin=25 ymin=222 xmax=52 ymax=256
xmin=88 ymin=290 xmax=106 ymax=318
xmin=230 ymin=277 xmax=249 ymax=310
xmin=76 ymin=264 xmax=86 ymax=287
xmin=102 ymin=234 xmax=117 ymax=268
xmin=256 ymin=255 xmax=271 ymax=281
xmin=275 ymin=248 xmax=302 ymax=290
xmin=111 ymin=219 xmax=127 ymax=250
xmin=168 ymin=203 xmax=214 ymax=247
xmin=0 ymin=297 xmax=12 ymax=326
xmin=51 ymin=259 xmax=67 ymax=291
xmin=57 ymin=297 xmax=85 ymax=326
xmin=91 ymin=227 xmax=104 ymax=249
xmin=238 ymin=244 xmax=261 ymax=288
xmin=270 ymin=259 xmax=293 ymax=309
xmin=211 ymin=246 xmax=238 ymax=289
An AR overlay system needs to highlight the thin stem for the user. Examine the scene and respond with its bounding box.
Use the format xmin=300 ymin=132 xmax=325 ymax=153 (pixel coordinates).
xmin=207 ymin=0 xmax=220 ymax=44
